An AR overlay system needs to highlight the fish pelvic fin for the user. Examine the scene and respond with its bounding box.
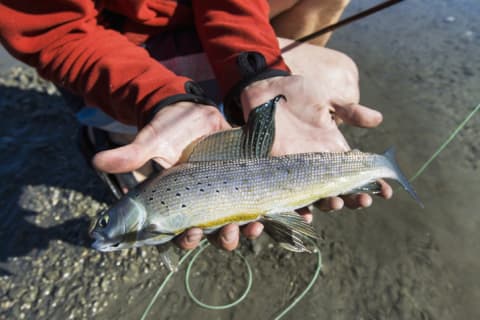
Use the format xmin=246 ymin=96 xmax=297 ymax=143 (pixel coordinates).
xmin=261 ymin=211 xmax=318 ymax=253
xmin=181 ymin=95 xmax=283 ymax=162
xmin=156 ymin=244 xmax=180 ymax=272
xmin=383 ymin=147 xmax=424 ymax=208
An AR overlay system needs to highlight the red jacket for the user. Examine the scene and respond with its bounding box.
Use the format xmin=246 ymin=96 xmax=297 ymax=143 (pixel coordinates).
xmin=0 ymin=0 xmax=289 ymax=127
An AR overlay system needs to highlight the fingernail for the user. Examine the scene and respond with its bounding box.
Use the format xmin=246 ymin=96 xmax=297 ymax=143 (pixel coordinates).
xmin=221 ymin=229 xmax=236 ymax=243
xmin=186 ymin=229 xmax=202 ymax=243
xmin=246 ymin=224 xmax=264 ymax=240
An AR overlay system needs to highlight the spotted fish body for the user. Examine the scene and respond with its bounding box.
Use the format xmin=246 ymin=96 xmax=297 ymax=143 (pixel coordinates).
xmin=140 ymin=152 xmax=393 ymax=233
xmin=90 ymin=96 xmax=421 ymax=254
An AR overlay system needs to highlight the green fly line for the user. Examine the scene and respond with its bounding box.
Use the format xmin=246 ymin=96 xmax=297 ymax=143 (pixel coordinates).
xmin=409 ymin=102 xmax=480 ymax=182
xmin=140 ymin=239 xmax=322 ymax=320
xmin=184 ymin=240 xmax=253 ymax=310
xmin=140 ymin=102 xmax=480 ymax=320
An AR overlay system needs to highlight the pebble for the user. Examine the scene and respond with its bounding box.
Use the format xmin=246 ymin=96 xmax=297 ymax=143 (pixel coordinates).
xmin=0 ymin=65 xmax=454 ymax=320
xmin=462 ymin=30 xmax=475 ymax=41
xmin=444 ymin=16 xmax=455 ymax=23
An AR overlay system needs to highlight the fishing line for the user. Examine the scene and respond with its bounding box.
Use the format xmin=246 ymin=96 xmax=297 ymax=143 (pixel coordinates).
xmin=140 ymin=242 xmax=199 ymax=320
xmin=273 ymin=248 xmax=322 ymax=320
xmin=140 ymin=239 xmax=321 ymax=320
xmin=409 ymin=102 xmax=480 ymax=182
xmin=184 ymin=240 xmax=253 ymax=310
xmin=141 ymin=101 xmax=480 ymax=320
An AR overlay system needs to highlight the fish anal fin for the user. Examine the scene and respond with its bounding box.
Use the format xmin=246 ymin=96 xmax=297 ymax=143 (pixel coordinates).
xmin=345 ymin=181 xmax=382 ymax=195
xmin=261 ymin=211 xmax=317 ymax=253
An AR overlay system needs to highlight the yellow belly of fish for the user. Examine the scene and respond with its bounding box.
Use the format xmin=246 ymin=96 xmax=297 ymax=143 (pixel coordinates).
xmin=195 ymin=212 xmax=263 ymax=229
xmin=189 ymin=175 xmax=373 ymax=230
xmin=275 ymin=175 xmax=374 ymax=209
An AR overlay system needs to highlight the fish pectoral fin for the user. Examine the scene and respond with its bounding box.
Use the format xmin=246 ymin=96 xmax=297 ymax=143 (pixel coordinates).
xmin=261 ymin=211 xmax=318 ymax=253
xmin=144 ymin=224 xmax=176 ymax=235
xmin=156 ymin=244 xmax=180 ymax=272
xmin=181 ymin=95 xmax=283 ymax=162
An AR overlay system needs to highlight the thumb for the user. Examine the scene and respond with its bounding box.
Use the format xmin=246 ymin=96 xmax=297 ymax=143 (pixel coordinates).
xmin=334 ymin=103 xmax=383 ymax=128
xmin=92 ymin=142 xmax=151 ymax=174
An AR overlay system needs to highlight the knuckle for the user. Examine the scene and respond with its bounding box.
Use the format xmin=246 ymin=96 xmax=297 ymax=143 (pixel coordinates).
xmin=200 ymin=106 xmax=225 ymax=131
xmin=341 ymin=54 xmax=359 ymax=81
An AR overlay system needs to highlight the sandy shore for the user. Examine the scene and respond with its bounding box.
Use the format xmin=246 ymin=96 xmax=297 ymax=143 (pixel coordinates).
xmin=1 ymin=0 xmax=479 ymax=319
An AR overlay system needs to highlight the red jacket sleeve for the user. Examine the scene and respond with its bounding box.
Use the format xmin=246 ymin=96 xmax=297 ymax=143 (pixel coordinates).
xmin=0 ymin=1 xmax=193 ymax=127
xmin=192 ymin=0 xmax=290 ymax=98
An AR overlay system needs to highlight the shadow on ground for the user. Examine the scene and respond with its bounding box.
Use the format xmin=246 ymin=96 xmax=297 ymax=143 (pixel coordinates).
xmin=0 ymin=82 xmax=113 ymax=271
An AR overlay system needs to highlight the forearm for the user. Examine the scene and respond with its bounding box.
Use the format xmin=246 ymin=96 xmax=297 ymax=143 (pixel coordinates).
xmin=192 ymin=0 xmax=291 ymax=124
xmin=0 ymin=1 xmax=199 ymax=127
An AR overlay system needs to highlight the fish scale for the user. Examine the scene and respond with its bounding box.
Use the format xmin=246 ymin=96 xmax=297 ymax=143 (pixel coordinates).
xmin=90 ymin=96 xmax=421 ymax=256
xmin=133 ymin=151 xmax=387 ymax=232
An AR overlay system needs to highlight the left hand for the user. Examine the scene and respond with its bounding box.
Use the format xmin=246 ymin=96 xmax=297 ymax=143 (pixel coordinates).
xmin=211 ymin=42 xmax=393 ymax=249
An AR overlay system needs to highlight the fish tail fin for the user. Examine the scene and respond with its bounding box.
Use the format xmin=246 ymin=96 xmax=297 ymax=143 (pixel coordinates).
xmin=261 ymin=211 xmax=318 ymax=253
xmin=383 ymin=147 xmax=424 ymax=208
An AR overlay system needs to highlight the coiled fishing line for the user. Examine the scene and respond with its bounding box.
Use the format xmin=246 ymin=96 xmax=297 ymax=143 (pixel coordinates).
xmin=141 ymin=102 xmax=480 ymax=320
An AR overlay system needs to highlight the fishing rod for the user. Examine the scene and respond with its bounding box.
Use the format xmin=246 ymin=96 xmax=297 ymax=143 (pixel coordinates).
xmin=282 ymin=0 xmax=407 ymax=52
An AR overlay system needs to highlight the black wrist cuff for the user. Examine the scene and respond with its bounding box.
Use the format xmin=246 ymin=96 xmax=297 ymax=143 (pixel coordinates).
xmin=224 ymin=52 xmax=290 ymax=126
xmin=145 ymin=81 xmax=217 ymax=125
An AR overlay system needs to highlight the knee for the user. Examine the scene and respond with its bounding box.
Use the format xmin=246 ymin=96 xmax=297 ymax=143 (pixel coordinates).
xmin=336 ymin=0 xmax=350 ymax=9
xmin=299 ymin=0 xmax=350 ymax=11
xmin=269 ymin=0 xmax=300 ymax=17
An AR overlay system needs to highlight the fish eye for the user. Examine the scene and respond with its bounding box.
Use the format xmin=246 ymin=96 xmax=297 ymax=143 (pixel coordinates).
xmin=98 ymin=214 xmax=110 ymax=228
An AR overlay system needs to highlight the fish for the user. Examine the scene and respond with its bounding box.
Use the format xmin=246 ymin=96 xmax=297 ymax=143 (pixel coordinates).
xmin=90 ymin=95 xmax=422 ymax=257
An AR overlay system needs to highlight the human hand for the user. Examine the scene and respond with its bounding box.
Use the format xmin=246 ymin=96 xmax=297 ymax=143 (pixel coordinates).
xmin=230 ymin=42 xmax=392 ymax=243
xmin=93 ymin=101 xmax=242 ymax=251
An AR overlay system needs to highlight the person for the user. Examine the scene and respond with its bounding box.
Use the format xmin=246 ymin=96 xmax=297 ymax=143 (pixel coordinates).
xmin=0 ymin=0 xmax=392 ymax=252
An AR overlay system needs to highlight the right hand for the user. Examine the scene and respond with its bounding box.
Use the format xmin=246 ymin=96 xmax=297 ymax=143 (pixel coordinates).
xmin=92 ymin=101 xmax=237 ymax=250
xmin=93 ymin=101 xmax=230 ymax=171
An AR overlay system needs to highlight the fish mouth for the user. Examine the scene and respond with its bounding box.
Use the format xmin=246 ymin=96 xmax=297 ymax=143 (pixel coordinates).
xmin=91 ymin=239 xmax=122 ymax=252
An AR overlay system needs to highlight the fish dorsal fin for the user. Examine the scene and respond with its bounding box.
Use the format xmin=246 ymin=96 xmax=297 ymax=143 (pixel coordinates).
xmin=240 ymin=95 xmax=283 ymax=158
xmin=181 ymin=95 xmax=284 ymax=162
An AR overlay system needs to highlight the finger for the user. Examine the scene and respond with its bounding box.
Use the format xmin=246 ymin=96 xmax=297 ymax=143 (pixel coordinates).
xmin=93 ymin=142 xmax=151 ymax=174
xmin=175 ymin=228 xmax=203 ymax=250
xmin=377 ymin=179 xmax=393 ymax=199
xmin=334 ymin=103 xmax=383 ymax=128
xmin=314 ymin=197 xmax=344 ymax=212
xmin=208 ymin=224 xmax=240 ymax=251
xmin=241 ymin=222 xmax=264 ymax=240
xmin=296 ymin=207 xmax=313 ymax=223
xmin=343 ymin=193 xmax=373 ymax=209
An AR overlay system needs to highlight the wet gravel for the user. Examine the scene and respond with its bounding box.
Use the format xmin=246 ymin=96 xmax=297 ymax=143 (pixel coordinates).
xmin=0 ymin=67 xmax=459 ymax=320
xmin=0 ymin=67 xmax=321 ymax=319
xmin=1 ymin=1 xmax=479 ymax=318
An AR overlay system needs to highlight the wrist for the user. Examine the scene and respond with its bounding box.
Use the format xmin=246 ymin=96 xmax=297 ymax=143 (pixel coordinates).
xmin=240 ymin=76 xmax=289 ymax=120
xmin=223 ymin=52 xmax=290 ymax=126
xmin=142 ymin=81 xmax=216 ymax=127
